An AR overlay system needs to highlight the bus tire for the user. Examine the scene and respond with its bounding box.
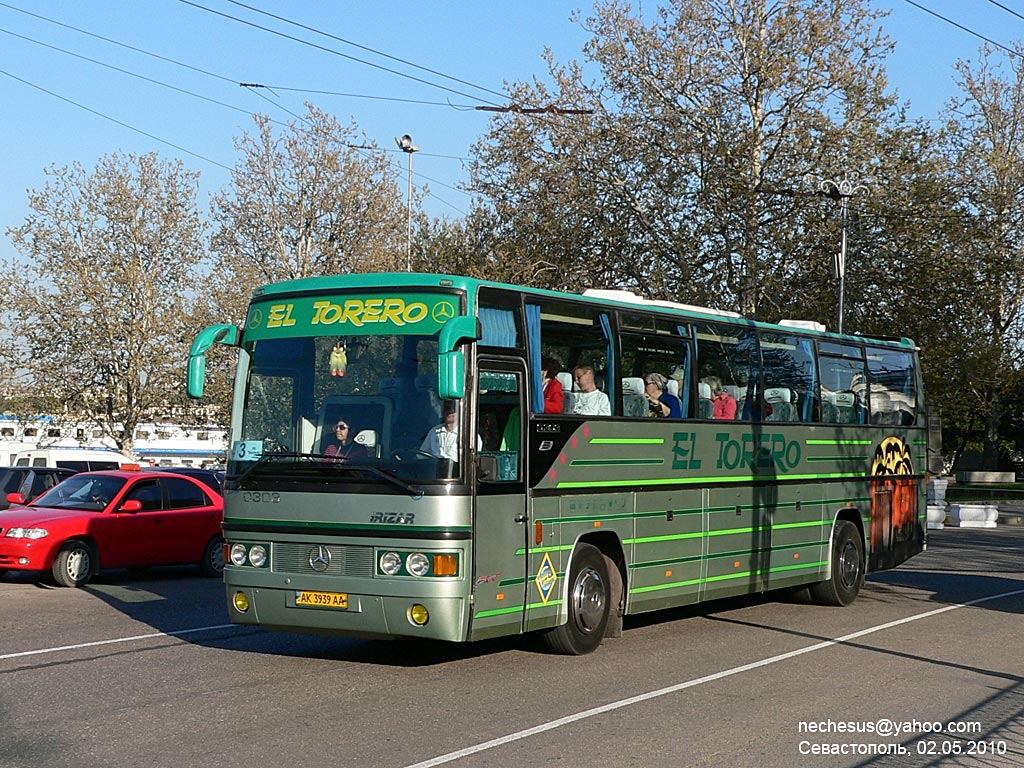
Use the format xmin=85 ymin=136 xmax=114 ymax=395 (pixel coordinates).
xmin=810 ymin=520 xmax=864 ymax=606
xmin=541 ymin=543 xmax=610 ymax=655
xmin=52 ymin=541 xmax=95 ymax=588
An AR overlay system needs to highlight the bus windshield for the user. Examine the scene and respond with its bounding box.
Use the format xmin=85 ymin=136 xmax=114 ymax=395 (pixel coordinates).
xmin=231 ymin=332 xmax=467 ymax=487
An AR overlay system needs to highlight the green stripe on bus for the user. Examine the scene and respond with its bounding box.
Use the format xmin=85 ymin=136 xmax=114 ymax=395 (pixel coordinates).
xmin=805 ymin=439 xmax=874 ymax=445
xmin=570 ymin=458 xmax=665 ymax=467
xmin=474 ymin=599 xmax=564 ymax=619
xmin=626 ymin=519 xmax=829 ymax=545
xmin=589 ymin=437 xmax=666 ymax=445
xmin=630 ymin=560 xmax=827 ymax=594
xmin=805 ymin=455 xmax=870 ymax=462
xmin=555 ymin=471 xmax=864 ymax=489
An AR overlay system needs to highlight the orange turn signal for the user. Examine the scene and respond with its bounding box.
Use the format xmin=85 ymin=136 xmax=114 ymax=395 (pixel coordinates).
xmin=432 ymin=554 xmax=458 ymax=577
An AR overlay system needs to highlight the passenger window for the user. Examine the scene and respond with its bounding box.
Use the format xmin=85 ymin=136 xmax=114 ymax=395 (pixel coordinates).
xmin=164 ymin=477 xmax=210 ymax=509
xmin=819 ymin=348 xmax=867 ymax=424
xmin=535 ymin=300 xmax=614 ymax=416
xmin=619 ymin=317 xmax=691 ymax=418
xmin=695 ymin=323 xmax=759 ymax=420
xmin=759 ymin=332 xmax=816 ymax=422
xmin=866 ymin=347 xmax=917 ymax=425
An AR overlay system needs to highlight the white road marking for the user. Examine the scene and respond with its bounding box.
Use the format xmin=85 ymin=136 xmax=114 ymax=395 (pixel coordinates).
xmin=0 ymin=624 xmax=237 ymax=661
xmin=404 ymin=586 xmax=1024 ymax=768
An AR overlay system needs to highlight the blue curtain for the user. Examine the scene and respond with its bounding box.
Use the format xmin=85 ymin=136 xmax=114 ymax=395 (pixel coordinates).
xmin=800 ymin=338 xmax=816 ymax=422
xmin=526 ymin=304 xmax=543 ymax=413
xmin=676 ymin=325 xmax=691 ymax=417
xmin=479 ymin=307 xmax=517 ymax=348
xmin=599 ymin=313 xmax=615 ymax=408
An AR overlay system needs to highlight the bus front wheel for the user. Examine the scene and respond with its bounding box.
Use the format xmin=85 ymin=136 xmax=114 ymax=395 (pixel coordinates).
xmin=810 ymin=520 xmax=864 ymax=607
xmin=541 ymin=543 xmax=610 ymax=655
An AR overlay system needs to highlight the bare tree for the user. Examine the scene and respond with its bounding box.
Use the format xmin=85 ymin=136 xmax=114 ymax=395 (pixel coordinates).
xmin=2 ymin=152 xmax=209 ymax=454
xmin=209 ymin=104 xmax=411 ymax=323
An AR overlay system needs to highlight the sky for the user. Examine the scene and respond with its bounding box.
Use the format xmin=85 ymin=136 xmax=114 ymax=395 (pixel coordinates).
xmin=1 ymin=0 xmax=1022 ymax=268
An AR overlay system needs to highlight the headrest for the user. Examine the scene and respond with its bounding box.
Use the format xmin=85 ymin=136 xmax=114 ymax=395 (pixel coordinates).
xmin=834 ymin=391 xmax=857 ymax=407
xmin=621 ymin=377 xmax=645 ymax=396
xmin=698 ymin=382 xmax=712 ymax=400
xmin=354 ymin=429 xmax=377 ymax=447
xmin=666 ymin=379 xmax=680 ymax=398
xmin=556 ymin=372 xmax=574 ymax=392
xmin=763 ymin=387 xmax=791 ymax=404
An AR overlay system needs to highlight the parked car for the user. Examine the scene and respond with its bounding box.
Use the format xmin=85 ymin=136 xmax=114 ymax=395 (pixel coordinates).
xmin=0 ymin=467 xmax=224 ymax=587
xmin=150 ymin=466 xmax=224 ymax=495
xmin=0 ymin=467 xmax=77 ymax=510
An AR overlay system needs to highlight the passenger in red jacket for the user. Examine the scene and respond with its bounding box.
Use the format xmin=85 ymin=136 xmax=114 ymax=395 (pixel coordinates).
xmin=542 ymin=355 xmax=565 ymax=414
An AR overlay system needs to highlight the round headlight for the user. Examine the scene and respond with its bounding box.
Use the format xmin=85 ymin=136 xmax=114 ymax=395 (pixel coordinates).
xmin=248 ymin=544 xmax=268 ymax=568
xmin=406 ymin=552 xmax=430 ymax=577
xmin=380 ymin=551 xmax=402 ymax=575
xmin=230 ymin=543 xmax=248 ymax=566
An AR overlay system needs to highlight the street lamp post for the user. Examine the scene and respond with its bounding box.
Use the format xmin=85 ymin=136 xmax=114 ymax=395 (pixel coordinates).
xmin=819 ymin=176 xmax=866 ymax=335
xmin=396 ymin=134 xmax=419 ymax=271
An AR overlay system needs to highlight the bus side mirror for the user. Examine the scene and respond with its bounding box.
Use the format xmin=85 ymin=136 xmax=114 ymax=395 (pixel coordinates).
xmin=438 ymin=350 xmax=465 ymax=400
xmin=437 ymin=315 xmax=479 ymax=400
xmin=188 ymin=324 xmax=240 ymax=398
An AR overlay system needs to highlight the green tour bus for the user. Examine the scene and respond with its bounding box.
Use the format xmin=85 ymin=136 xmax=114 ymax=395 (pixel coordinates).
xmin=188 ymin=273 xmax=933 ymax=654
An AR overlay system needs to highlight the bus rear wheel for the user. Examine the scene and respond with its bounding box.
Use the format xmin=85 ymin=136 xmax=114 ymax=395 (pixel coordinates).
xmin=810 ymin=520 xmax=864 ymax=606
xmin=541 ymin=543 xmax=610 ymax=655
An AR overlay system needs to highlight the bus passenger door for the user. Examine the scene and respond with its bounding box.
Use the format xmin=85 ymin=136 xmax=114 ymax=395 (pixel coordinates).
xmin=470 ymin=359 xmax=529 ymax=640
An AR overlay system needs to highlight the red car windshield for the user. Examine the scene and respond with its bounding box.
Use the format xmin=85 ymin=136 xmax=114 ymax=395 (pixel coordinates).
xmin=31 ymin=475 xmax=128 ymax=511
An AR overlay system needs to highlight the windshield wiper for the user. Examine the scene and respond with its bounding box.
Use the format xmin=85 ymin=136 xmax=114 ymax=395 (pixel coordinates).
xmin=230 ymin=451 xmax=321 ymax=485
xmin=326 ymin=463 xmax=424 ymax=499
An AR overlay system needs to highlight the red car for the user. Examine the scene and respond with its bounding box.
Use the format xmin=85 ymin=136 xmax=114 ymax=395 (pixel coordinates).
xmin=0 ymin=466 xmax=224 ymax=587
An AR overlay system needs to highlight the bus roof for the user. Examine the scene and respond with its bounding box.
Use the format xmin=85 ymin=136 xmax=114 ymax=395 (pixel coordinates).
xmin=249 ymin=272 xmax=917 ymax=349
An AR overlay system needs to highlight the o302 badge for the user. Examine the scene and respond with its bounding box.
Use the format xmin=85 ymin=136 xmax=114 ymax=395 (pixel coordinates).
xmin=535 ymin=552 xmax=557 ymax=604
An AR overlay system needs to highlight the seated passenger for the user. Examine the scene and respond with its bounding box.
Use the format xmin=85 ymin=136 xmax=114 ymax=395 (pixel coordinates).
xmin=644 ymin=373 xmax=682 ymax=418
xmin=542 ymin=356 xmax=565 ymax=414
xmin=571 ymin=365 xmax=611 ymax=416
xmin=324 ymin=416 xmax=369 ymax=462
xmin=706 ymin=376 xmax=737 ymax=420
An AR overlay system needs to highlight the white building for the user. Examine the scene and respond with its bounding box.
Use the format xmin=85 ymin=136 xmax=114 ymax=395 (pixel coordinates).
xmin=0 ymin=415 xmax=227 ymax=468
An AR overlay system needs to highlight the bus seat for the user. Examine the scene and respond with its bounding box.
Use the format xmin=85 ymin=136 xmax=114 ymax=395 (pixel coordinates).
xmin=556 ymin=372 xmax=575 ymax=414
xmin=764 ymin=387 xmax=797 ymax=422
xmin=870 ymin=391 xmax=893 ymax=425
xmin=666 ymin=379 xmax=680 ymax=399
xmin=621 ymin=377 xmax=647 ymax=417
xmin=698 ymin=381 xmax=714 ymax=419
xmin=354 ymin=429 xmax=379 ymax=458
xmin=833 ymin=391 xmax=858 ymax=424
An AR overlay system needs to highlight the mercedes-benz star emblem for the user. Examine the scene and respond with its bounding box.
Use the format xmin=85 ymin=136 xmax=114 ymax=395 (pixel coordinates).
xmin=308 ymin=545 xmax=332 ymax=572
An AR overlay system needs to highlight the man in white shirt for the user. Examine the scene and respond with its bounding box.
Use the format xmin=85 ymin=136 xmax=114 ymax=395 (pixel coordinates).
xmin=420 ymin=402 xmax=482 ymax=461
xmin=572 ymin=365 xmax=611 ymax=416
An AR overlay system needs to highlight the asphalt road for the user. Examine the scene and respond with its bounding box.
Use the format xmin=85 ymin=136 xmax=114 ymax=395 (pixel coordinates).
xmin=1 ymin=526 xmax=1022 ymax=768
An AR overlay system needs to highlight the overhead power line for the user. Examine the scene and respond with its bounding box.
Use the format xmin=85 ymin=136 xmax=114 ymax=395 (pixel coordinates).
xmin=223 ymin=0 xmax=510 ymax=102
xmin=901 ymin=0 xmax=1020 ymax=59
xmin=176 ymin=0 xmax=504 ymax=106
xmin=0 ymin=67 xmax=231 ymax=170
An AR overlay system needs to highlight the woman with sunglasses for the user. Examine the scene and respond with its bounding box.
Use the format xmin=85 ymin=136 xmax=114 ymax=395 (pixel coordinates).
xmin=324 ymin=418 xmax=369 ymax=461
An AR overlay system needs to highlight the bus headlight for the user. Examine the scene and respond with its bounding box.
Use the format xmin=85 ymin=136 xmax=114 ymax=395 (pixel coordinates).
xmin=406 ymin=552 xmax=430 ymax=577
xmin=380 ymin=551 xmax=402 ymax=576
xmin=248 ymin=544 xmax=268 ymax=568
xmin=230 ymin=543 xmax=248 ymax=566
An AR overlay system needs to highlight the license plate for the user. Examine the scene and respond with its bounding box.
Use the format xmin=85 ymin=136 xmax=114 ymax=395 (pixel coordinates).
xmin=295 ymin=590 xmax=348 ymax=609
